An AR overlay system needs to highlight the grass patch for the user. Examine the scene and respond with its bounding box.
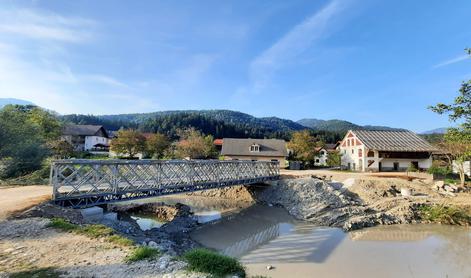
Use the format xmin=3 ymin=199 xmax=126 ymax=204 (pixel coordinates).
xmin=47 ymin=218 xmax=133 ymax=247
xmin=107 ymin=234 xmax=134 ymax=246
xmin=47 ymin=218 xmax=79 ymax=231
xmin=419 ymin=204 xmax=471 ymax=225
xmin=78 ymin=224 xmax=114 ymax=238
xmin=9 ymin=267 xmax=62 ymax=278
xmin=125 ymin=246 xmax=160 ymax=262
xmin=183 ymin=248 xmax=245 ymax=278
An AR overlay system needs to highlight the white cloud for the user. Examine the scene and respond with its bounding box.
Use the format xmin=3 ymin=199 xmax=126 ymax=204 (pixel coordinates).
xmin=433 ymin=54 xmax=469 ymax=69
xmin=0 ymin=9 xmax=96 ymax=43
xmin=249 ymin=0 xmax=348 ymax=92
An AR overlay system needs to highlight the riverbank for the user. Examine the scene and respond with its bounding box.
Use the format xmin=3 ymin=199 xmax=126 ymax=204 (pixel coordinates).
xmin=1 ymin=173 xmax=470 ymax=277
xmin=256 ymin=176 xmax=471 ymax=230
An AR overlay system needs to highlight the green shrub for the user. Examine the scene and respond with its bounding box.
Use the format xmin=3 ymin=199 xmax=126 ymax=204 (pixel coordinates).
xmin=125 ymin=246 xmax=160 ymax=262
xmin=427 ymin=165 xmax=451 ymax=176
xmin=419 ymin=204 xmax=471 ymax=225
xmin=183 ymin=248 xmax=245 ymax=278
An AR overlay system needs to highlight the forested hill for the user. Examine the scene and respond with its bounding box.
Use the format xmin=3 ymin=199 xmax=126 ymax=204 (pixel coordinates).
xmin=61 ymin=110 xmax=329 ymax=141
xmin=297 ymin=118 xmax=403 ymax=133
xmin=61 ymin=110 xmax=401 ymax=143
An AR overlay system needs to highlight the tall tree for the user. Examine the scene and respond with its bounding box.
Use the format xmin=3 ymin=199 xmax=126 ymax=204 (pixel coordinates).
xmin=146 ymin=133 xmax=171 ymax=159
xmin=110 ymin=129 xmax=146 ymax=158
xmin=429 ymin=48 xmax=471 ymax=130
xmin=429 ymin=48 xmax=471 ymax=186
xmin=175 ymin=128 xmax=217 ymax=159
xmin=0 ymin=105 xmax=61 ymax=178
xmin=287 ymin=130 xmax=320 ymax=165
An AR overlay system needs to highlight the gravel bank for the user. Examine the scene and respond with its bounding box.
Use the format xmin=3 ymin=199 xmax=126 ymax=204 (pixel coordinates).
xmin=0 ymin=217 xmax=208 ymax=278
xmin=254 ymin=177 xmax=435 ymax=231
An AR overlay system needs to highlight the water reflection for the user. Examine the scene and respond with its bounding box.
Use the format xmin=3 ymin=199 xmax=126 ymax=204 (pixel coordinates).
xmin=130 ymin=215 xmax=165 ymax=231
xmin=195 ymin=210 xmax=222 ymax=223
xmin=192 ymin=204 xmax=345 ymax=262
xmin=192 ymin=204 xmax=471 ymax=277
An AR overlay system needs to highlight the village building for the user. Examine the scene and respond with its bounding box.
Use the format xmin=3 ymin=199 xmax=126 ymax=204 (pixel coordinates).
xmin=314 ymin=143 xmax=338 ymax=167
xmin=339 ymin=130 xmax=437 ymax=172
xmin=61 ymin=124 xmax=110 ymax=152
xmin=221 ymin=138 xmax=287 ymax=168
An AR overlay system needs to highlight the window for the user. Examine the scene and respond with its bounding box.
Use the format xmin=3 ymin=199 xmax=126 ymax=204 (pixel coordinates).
xmin=315 ymin=159 xmax=320 ymax=163
xmin=352 ymin=149 xmax=354 ymax=154
xmin=250 ymin=144 xmax=260 ymax=152
xmin=367 ymin=151 xmax=374 ymax=157
xmin=358 ymin=149 xmax=363 ymax=157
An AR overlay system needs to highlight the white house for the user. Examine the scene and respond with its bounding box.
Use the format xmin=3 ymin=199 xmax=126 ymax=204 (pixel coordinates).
xmin=339 ymin=130 xmax=437 ymax=172
xmin=61 ymin=125 xmax=110 ymax=152
xmin=314 ymin=143 xmax=338 ymax=167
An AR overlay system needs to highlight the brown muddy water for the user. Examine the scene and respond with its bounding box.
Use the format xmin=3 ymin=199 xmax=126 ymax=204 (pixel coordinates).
xmin=191 ymin=204 xmax=471 ymax=278
xmin=122 ymin=196 xmax=471 ymax=277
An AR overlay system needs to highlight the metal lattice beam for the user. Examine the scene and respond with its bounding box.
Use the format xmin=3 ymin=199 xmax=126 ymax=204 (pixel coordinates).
xmin=51 ymin=160 xmax=280 ymax=208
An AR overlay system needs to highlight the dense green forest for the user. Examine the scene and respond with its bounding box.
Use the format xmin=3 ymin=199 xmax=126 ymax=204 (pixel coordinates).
xmin=61 ymin=110 xmax=345 ymax=142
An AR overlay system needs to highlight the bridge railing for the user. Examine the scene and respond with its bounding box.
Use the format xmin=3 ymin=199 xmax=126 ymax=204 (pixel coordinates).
xmin=50 ymin=159 xmax=279 ymax=207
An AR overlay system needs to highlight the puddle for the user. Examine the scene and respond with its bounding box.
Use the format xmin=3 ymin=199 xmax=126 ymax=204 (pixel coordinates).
xmin=119 ymin=194 xmax=253 ymax=230
xmin=130 ymin=214 xmax=166 ymax=231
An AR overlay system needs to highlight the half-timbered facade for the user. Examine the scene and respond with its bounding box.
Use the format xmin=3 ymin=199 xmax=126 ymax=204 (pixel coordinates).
xmin=339 ymin=130 xmax=437 ymax=172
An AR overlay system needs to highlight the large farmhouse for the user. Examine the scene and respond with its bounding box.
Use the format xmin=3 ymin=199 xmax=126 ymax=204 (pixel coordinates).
xmin=221 ymin=138 xmax=287 ymax=167
xmin=61 ymin=124 xmax=110 ymax=152
xmin=339 ymin=130 xmax=437 ymax=172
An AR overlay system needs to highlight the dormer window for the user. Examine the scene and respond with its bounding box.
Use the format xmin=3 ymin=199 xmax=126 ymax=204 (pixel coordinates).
xmin=250 ymin=144 xmax=260 ymax=152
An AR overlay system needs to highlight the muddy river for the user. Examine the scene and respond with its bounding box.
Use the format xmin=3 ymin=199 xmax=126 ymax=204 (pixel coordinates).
xmin=128 ymin=196 xmax=471 ymax=278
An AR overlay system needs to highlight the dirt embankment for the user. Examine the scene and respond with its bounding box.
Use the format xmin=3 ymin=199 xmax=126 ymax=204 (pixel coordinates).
xmin=0 ymin=186 xmax=51 ymax=220
xmin=254 ymin=176 xmax=471 ymax=231
xmin=186 ymin=185 xmax=254 ymax=202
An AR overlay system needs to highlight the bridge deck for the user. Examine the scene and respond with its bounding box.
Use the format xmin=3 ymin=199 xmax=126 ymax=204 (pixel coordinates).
xmin=51 ymin=160 xmax=279 ymax=208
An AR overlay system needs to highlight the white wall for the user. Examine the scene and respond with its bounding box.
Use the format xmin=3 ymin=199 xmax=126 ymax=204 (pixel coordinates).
xmin=339 ymin=132 xmax=365 ymax=171
xmin=453 ymin=161 xmax=471 ymax=177
xmin=84 ymin=136 xmax=110 ymax=151
xmin=339 ymin=131 xmax=433 ymax=172
xmin=314 ymin=149 xmax=328 ymax=166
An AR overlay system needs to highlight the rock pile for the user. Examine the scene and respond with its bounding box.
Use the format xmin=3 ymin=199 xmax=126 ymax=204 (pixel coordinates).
xmin=255 ymin=177 xmax=429 ymax=231
xmin=432 ymin=181 xmax=459 ymax=196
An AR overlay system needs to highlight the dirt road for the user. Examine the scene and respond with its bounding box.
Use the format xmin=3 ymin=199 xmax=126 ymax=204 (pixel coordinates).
xmin=0 ymin=186 xmax=51 ymax=220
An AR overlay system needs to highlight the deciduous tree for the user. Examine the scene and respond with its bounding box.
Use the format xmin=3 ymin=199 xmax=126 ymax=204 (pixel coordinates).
xmin=429 ymin=48 xmax=471 ymax=186
xmin=146 ymin=133 xmax=171 ymax=159
xmin=287 ymin=130 xmax=320 ymax=165
xmin=175 ymin=128 xmax=217 ymax=159
xmin=110 ymin=129 xmax=146 ymax=158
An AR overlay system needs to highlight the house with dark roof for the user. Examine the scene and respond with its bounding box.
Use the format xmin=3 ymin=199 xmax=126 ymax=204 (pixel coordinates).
xmin=221 ymin=138 xmax=287 ymax=168
xmin=61 ymin=124 xmax=110 ymax=152
xmin=339 ymin=130 xmax=437 ymax=172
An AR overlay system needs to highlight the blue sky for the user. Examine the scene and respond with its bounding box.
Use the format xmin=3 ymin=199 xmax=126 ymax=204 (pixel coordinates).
xmin=0 ymin=0 xmax=469 ymax=132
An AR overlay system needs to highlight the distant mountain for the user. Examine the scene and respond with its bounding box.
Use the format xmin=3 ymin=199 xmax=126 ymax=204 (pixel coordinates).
xmin=297 ymin=118 xmax=401 ymax=133
xmin=421 ymin=127 xmax=448 ymax=134
xmin=0 ymin=98 xmax=34 ymax=108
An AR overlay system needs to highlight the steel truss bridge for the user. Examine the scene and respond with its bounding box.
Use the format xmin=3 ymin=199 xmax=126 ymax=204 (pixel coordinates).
xmin=51 ymin=160 xmax=280 ymax=208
